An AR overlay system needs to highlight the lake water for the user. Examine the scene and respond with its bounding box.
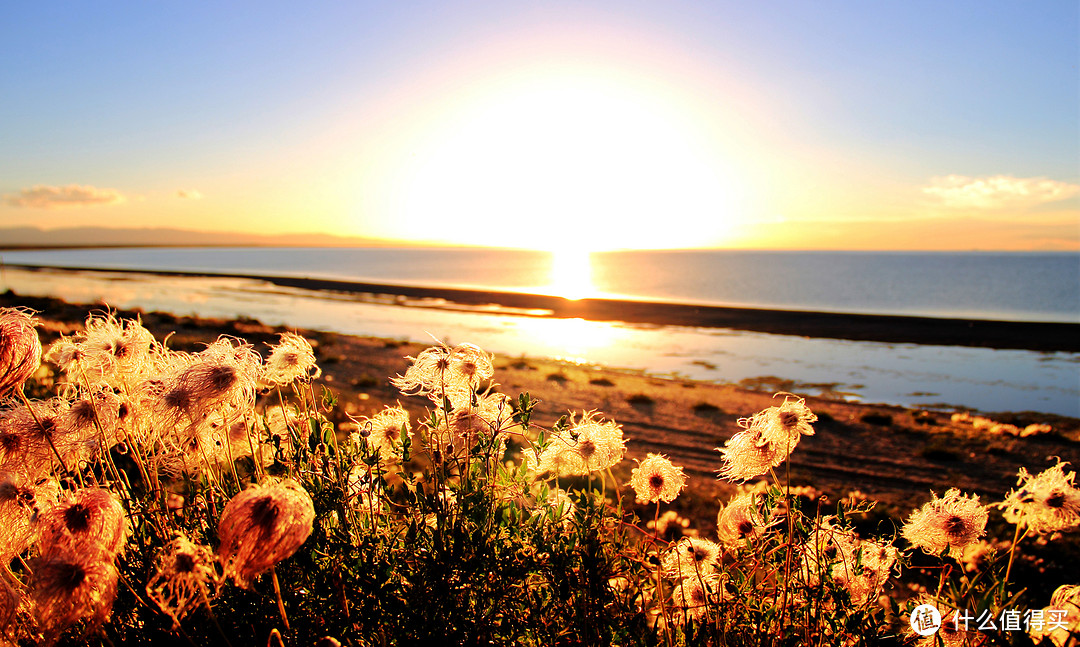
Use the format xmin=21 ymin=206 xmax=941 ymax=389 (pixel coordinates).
xmin=2 ymin=247 xmax=1077 ymax=322
xmin=1 ymin=248 xmax=1077 ymax=416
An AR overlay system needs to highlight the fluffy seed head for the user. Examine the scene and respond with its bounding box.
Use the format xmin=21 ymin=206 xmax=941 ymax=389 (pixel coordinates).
xmin=262 ymin=333 xmax=320 ymax=386
xmin=902 ymin=489 xmax=988 ymax=559
xmin=31 ymin=556 xmax=118 ymax=643
xmin=999 ymin=461 xmax=1080 ymax=535
xmin=717 ymin=396 xmax=816 ymax=483
xmin=146 ymin=535 xmax=222 ymax=625
xmin=0 ymin=308 xmax=41 ymax=397
xmin=716 ymin=492 xmax=767 ymax=546
xmin=527 ymin=411 xmax=626 ymax=476
xmin=630 ymin=453 xmax=687 ymax=504
xmin=663 ymin=537 xmax=722 ymax=580
xmin=390 ymin=343 xmax=494 ymax=406
xmin=36 ymin=488 xmax=128 ymax=560
xmin=217 ymin=479 xmax=315 ymax=587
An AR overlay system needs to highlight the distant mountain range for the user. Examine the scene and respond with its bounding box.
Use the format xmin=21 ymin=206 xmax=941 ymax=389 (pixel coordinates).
xmin=0 ymin=226 xmax=411 ymax=249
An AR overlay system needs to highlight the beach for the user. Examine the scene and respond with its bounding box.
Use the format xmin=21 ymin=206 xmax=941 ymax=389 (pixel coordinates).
xmin=8 ymin=289 xmax=1078 ymax=519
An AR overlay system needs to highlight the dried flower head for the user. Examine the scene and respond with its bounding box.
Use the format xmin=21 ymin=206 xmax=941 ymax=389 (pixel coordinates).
xmin=390 ymin=343 xmax=493 ymax=406
xmin=902 ymin=489 xmax=988 ymax=559
xmin=217 ymin=479 xmax=315 ymax=587
xmin=663 ymin=537 xmax=722 ymax=580
xmin=48 ymin=312 xmax=154 ymax=387
xmin=146 ymin=535 xmax=222 ymax=625
xmin=31 ymin=556 xmax=118 ymax=644
xmin=0 ymin=308 xmax=41 ymax=397
xmin=830 ymin=538 xmax=898 ymax=605
xmin=1028 ymin=583 xmax=1080 ymax=646
xmin=716 ymin=396 xmax=816 ymax=482
xmin=630 ymin=453 xmax=687 ymax=504
xmin=262 ymin=333 xmax=320 ymax=386
xmin=998 ymin=460 xmax=1080 ymax=535
xmin=716 ymin=491 xmax=766 ymax=546
xmin=36 ymin=488 xmax=128 ymax=560
xmin=527 ymin=412 xmax=626 ymax=476
xmin=670 ymin=574 xmax=720 ymax=622
xmin=152 ymin=337 xmax=260 ymax=430
xmin=354 ymin=406 xmax=410 ymax=458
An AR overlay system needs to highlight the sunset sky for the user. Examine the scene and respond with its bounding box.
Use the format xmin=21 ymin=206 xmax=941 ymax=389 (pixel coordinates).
xmin=1 ymin=2 xmax=1077 ymax=251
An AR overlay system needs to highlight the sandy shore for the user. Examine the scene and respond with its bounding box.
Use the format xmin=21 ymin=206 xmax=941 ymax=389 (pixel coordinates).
xmin=6 ymin=290 xmax=1079 ymax=525
xmin=6 ymin=263 xmax=1079 ymax=351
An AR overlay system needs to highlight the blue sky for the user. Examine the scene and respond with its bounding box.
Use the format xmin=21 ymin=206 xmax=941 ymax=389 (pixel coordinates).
xmin=2 ymin=1 xmax=1077 ymax=249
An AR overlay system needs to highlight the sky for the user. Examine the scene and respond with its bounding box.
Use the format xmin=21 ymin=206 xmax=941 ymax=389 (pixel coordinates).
xmin=1 ymin=1 xmax=1077 ymax=251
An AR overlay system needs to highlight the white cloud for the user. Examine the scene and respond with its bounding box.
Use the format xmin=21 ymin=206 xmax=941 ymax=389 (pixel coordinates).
xmin=176 ymin=189 xmax=203 ymax=199
xmin=922 ymin=175 xmax=1080 ymax=210
xmin=4 ymin=184 xmax=126 ymax=208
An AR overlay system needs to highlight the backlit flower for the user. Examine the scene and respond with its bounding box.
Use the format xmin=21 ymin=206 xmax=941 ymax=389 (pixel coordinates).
xmin=35 ymin=488 xmax=128 ymax=560
xmin=630 ymin=453 xmax=686 ymax=504
xmin=663 ymin=537 xmax=722 ymax=580
xmin=716 ymin=491 xmax=766 ymax=546
xmin=146 ymin=535 xmax=222 ymax=625
xmin=391 ymin=343 xmax=493 ymax=407
xmin=998 ymin=460 xmax=1080 ymax=535
xmin=0 ymin=308 xmax=41 ymax=397
xmin=1029 ymin=584 xmax=1080 ymax=647
xmin=217 ymin=479 xmax=315 ymax=587
xmin=527 ymin=411 xmax=626 ymax=476
xmin=902 ymin=489 xmax=988 ymax=559
xmin=716 ymin=396 xmax=816 ymax=482
xmin=31 ymin=556 xmax=118 ymax=643
xmin=262 ymin=333 xmax=320 ymax=386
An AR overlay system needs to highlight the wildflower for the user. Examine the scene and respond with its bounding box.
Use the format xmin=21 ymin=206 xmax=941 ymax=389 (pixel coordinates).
xmin=48 ymin=312 xmax=155 ymax=386
xmin=663 ymin=537 xmax=722 ymax=580
xmin=31 ymin=556 xmax=118 ymax=643
xmin=217 ymin=479 xmax=315 ymax=587
xmin=902 ymin=489 xmax=988 ymax=559
xmin=527 ymin=411 xmax=626 ymax=476
xmin=391 ymin=343 xmax=493 ymax=406
xmin=0 ymin=471 xmax=50 ymax=564
xmin=262 ymin=332 xmax=320 ymax=386
xmin=630 ymin=453 xmax=687 ymax=504
xmin=353 ymin=405 xmax=410 ymax=458
xmin=0 ymin=308 xmax=41 ymax=396
xmin=998 ymin=460 xmax=1080 ymax=535
xmin=35 ymin=488 xmax=129 ymax=560
xmin=152 ymin=337 xmax=260 ymax=431
xmin=716 ymin=396 xmax=816 ymax=482
xmin=0 ymin=398 xmax=77 ymax=479
xmin=670 ymin=573 xmax=720 ymax=622
xmin=832 ymin=539 xmax=898 ymax=605
xmin=1029 ymin=584 xmax=1080 ymax=647
xmin=716 ymin=491 xmax=766 ymax=546
xmin=146 ymin=535 xmax=222 ymax=625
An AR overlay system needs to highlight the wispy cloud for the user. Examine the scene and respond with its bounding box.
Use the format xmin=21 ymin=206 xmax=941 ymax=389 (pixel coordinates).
xmin=175 ymin=189 xmax=203 ymax=199
xmin=922 ymin=175 xmax=1080 ymax=209
xmin=4 ymin=184 xmax=126 ymax=208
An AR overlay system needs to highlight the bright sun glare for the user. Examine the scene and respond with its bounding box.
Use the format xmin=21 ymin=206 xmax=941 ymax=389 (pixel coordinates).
xmin=373 ymin=70 xmax=747 ymax=251
xmin=548 ymin=248 xmax=595 ymax=300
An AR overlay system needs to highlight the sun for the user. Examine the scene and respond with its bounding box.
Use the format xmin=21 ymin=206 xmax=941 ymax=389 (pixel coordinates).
xmin=365 ymin=68 xmax=750 ymax=251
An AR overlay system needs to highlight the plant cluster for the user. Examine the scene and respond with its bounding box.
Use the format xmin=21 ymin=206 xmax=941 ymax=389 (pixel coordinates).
xmin=0 ymin=306 xmax=1076 ymax=646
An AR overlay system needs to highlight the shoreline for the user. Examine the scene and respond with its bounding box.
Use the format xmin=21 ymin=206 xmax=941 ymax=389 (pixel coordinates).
xmin=4 ymin=290 xmax=1079 ymax=515
xmin=7 ymin=263 xmax=1079 ymax=352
